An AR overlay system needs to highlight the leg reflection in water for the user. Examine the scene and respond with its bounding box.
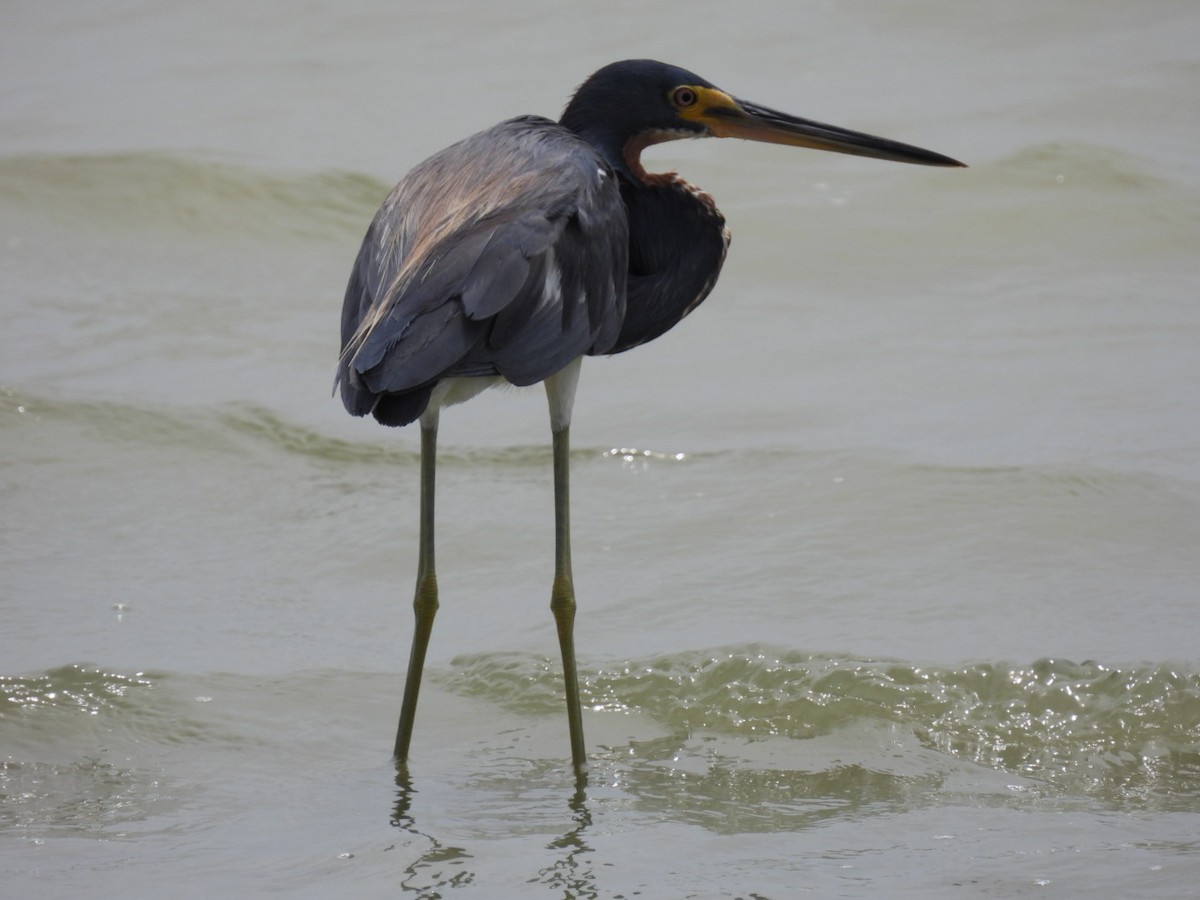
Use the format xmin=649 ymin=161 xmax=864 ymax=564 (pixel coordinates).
xmin=390 ymin=764 xmax=596 ymax=896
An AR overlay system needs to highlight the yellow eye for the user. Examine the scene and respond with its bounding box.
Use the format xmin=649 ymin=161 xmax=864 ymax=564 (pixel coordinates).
xmin=671 ymin=86 xmax=698 ymax=108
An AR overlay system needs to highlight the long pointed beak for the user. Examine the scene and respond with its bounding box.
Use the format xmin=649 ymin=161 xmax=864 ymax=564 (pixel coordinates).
xmin=698 ymin=94 xmax=966 ymax=168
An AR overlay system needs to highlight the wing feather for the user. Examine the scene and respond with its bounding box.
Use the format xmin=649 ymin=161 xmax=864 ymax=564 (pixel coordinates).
xmin=336 ymin=116 xmax=627 ymax=423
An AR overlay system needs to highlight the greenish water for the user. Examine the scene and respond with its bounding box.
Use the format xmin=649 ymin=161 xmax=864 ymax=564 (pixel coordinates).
xmin=4 ymin=1 xmax=1200 ymax=897
xmin=3 ymin=653 xmax=1199 ymax=895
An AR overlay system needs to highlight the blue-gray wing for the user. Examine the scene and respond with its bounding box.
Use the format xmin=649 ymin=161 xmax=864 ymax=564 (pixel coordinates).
xmin=337 ymin=116 xmax=627 ymax=424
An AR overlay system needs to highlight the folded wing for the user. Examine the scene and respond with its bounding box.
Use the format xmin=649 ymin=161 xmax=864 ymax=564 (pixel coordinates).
xmin=337 ymin=116 xmax=628 ymax=425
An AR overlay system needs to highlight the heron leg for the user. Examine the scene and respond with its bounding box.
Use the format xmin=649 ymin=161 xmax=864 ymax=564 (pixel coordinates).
xmin=551 ymin=423 xmax=588 ymax=775
xmin=545 ymin=358 xmax=587 ymax=774
xmin=395 ymin=418 xmax=439 ymax=762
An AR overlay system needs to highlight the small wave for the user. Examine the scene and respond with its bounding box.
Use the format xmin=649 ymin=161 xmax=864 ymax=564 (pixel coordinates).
xmin=3 ymin=388 xmax=716 ymax=472
xmin=1 ymin=664 xmax=153 ymax=716
xmin=444 ymin=645 xmax=1200 ymax=808
xmin=0 ymin=666 xmax=175 ymax=837
xmin=926 ymin=141 xmax=1200 ymax=265
xmin=0 ymin=664 xmax=227 ymax=749
xmin=990 ymin=142 xmax=1172 ymax=192
xmin=0 ymin=665 xmax=233 ymax=837
xmin=218 ymin=404 xmax=715 ymax=470
xmin=0 ymin=151 xmax=388 ymax=242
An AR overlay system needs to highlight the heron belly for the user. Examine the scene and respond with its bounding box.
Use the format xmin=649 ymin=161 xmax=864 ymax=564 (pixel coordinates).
xmin=426 ymin=376 xmax=506 ymax=414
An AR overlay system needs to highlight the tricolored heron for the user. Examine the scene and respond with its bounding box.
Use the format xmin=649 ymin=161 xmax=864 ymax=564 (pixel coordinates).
xmin=337 ymin=59 xmax=963 ymax=774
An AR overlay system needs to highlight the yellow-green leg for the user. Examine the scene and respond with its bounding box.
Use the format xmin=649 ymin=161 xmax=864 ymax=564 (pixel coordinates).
xmin=551 ymin=423 xmax=587 ymax=776
xmin=544 ymin=360 xmax=587 ymax=776
xmin=394 ymin=419 xmax=439 ymax=763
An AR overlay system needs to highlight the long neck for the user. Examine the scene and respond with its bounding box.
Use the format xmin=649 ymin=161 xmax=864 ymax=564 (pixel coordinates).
xmin=603 ymin=174 xmax=731 ymax=354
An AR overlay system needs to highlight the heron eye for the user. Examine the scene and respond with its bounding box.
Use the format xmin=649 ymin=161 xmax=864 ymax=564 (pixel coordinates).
xmin=672 ymin=87 xmax=698 ymax=108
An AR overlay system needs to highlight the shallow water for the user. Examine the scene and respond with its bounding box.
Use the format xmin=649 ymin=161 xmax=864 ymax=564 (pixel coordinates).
xmin=4 ymin=1 xmax=1200 ymax=897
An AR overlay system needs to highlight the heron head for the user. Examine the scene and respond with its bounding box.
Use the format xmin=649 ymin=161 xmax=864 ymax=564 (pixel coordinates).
xmin=561 ymin=60 xmax=722 ymax=180
xmin=561 ymin=59 xmax=965 ymax=183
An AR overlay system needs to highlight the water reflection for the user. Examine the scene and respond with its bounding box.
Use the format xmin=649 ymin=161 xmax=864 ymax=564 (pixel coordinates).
xmin=390 ymin=764 xmax=597 ymax=897
xmin=390 ymin=767 xmax=476 ymax=892
xmin=535 ymin=786 xmax=596 ymax=898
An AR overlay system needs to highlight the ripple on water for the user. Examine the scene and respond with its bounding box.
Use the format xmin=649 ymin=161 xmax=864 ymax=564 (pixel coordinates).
xmin=0 ymin=666 xmax=183 ymax=838
xmin=443 ymin=646 xmax=1200 ymax=811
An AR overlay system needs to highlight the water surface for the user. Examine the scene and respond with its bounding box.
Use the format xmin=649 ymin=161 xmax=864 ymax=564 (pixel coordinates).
xmin=3 ymin=2 xmax=1200 ymax=897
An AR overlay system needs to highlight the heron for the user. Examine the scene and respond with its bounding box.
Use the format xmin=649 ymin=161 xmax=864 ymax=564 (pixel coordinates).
xmin=337 ymin=59 xmax=964 ymax=774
